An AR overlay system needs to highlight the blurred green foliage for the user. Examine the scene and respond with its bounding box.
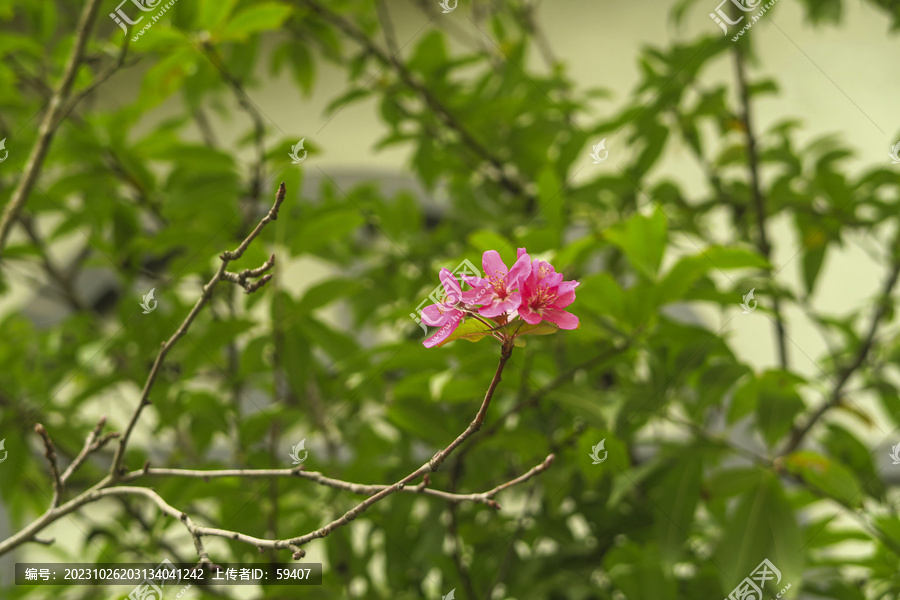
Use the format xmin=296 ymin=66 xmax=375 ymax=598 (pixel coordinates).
xmin=3 ymin=0 xmax=900 ymax=599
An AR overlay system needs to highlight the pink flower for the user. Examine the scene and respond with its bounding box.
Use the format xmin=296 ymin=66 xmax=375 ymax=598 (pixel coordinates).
xmin=418 ymin=249 xmax=580 ymax=348
xmin=463 ymin=248 xmax=532 ymax=318
xmin=517 ymin=259 xmax=580 ymax=329
xmin=421 ymin=268 xmax=468 ymax=348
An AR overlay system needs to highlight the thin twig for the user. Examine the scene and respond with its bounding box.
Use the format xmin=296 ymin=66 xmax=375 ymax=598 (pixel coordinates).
xmin=0 ymin=343 xmax=555 ymax=560
xmin=110 ymin=183 xmax=285 ymax=477
xmin=102 ymin=457 xmax=552 ymax=556
xmin=733 ymin=47 xmax=789 ymax=369
xmin=18 ymin=214 xmax=88 ymax=312
xmin=782 ymin=255 xmax=900 ymax=455
xmin=446 ymin=458 xmax=477 ymax=599
xmin=61 ymin=416 xmax=113 ymax=484
xmin=34 ymin=424 xmax=63 ymax=508
xmin=56 ymin=35 xmax=133 ymax=127
xmin=300 ymin=0 xmax=536 ymax=208
xmin=196 ymin=41 xmax=268 ymax=227
xmin=118 ymin=455 xmax=554 ymax=509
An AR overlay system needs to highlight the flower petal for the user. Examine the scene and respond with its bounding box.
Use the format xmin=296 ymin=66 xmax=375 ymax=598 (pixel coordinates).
xmin=423 ymin=314 xmax=462 ymax=348
xmin=479 ymin=293 xmax=521 ymax=317
xmin=541 ymin=308 xmax=579 ymax=329
xmin=439 ymin=268 xmax=462 ymax=303
xmin=421 ymin=304 xmax=449 ymax=326
xmin=517 ymin=304 xmax=543 ymax=325
xmin=481 ymin=250 xmax=508 ymax=279
xmin=507 ymin=252 xmax=532 ymax=287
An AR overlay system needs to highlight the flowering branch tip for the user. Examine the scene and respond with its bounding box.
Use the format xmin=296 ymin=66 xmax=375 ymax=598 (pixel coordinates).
xmin=421 ymin=248 xmax=579 ymax=348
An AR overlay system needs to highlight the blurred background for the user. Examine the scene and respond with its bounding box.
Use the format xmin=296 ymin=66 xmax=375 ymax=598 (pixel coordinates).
xmin=3 ymin=0 xmax=900 ymax=598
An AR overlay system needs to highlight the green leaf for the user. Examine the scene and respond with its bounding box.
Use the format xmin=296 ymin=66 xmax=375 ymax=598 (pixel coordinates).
xmin=783 ymin=451 xmax=863 ymax=507
xmin=660 ymin=246 xmax=768 ymax=301
xmin=604 ymin=209 xmax=667 ymax=279
xmin=219 ymin=3 xmax=293 ymax=41
xmin=653 ymin=456 xmax=702 ymax=563
xmin=604 ymin=542 xmax=677 ymax=600
xmin=755 ymin=370 xmax=806 ymax=447
xmin=434 ymin=318 xmax=493 ymax=347
xmin=296 ymin=278 xmax=363 ymax=314
xmin=387 ymin=398 xmax=455 ymax=441
xmin=407 ymin=31 xmax=449 ymax=78
xmin=502 ymin=320 xmax=560 ymax=337
xmin=196 ymin=0 xmax=239 ymax=29
xmin=575 ymin=272 xmax=627 ymax=325
xmin=714 ymin=472 xmax=803 ymax=595
xmin=537 ymin=166 xmax=563 ymax=245
xmin=291 ymin=208 xmax=365 ymax=254
xmin=706 ymin=467 xmax=764 ymax=499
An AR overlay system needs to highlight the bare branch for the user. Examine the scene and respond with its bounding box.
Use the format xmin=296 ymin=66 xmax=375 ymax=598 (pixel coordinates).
xmin=300 ymin=0 xmax=536 ymax=208
xmin=196 ymin=41 xmax=268 ymax=220
xmin=110 ymin=183 xmax=286 ymax=477
xmin=34 ymin=424 xmax=63 ymax=508
xmin=61 ymin=416 xmax=112 ymax=484
xmin=222 ymin=254 xmax=276 ymax=293
xmin=31 ymin=536 xmax=56 ymax=546
xmin=17 ymin=214 xmax=88 ymax=312
xmin=99 ymin=455 xmax=552 ymax=556
xmin=782 ymin=251 xmax=900 ymax=454
xmin=118 ymin=453 xmax=555 ymax=509
xmin=733 ymin=47 xmax=789 ymax=369
xmin=0 ymin=343 xmax=555 ymax=561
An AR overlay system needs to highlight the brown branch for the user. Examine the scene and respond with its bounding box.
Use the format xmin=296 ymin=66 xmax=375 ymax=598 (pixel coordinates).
xmin=446 ymin=458 xmax=477 ymax=599
xmin=117 ymin=453 xmax=554 ymax=509
xmin=733 ymin=46 xmax=789 ymax=369
xmin=457 ymin=341 xmax=630 ymax=462
xmin=18 ymin=214 xmax=88 ymax=312
xmin=196 ymin=41 xmax=268 ymax=225
xmin=0 ymin=0 xmax=105 ymax=257
xmin=221 ymin=254 xmax=276 ymax=293
xmin=0 ymin=342 xmax=556 ymax=561
xmin=110 ymin=183 xmax=286 ymax=477
xmin=103 ymin=456 xmax=552 ymax=556
xmin=300 ymin=0 xmax=536 ymax=208
xmin=61 ymin=416 xmax=116 ymax=484
xmin=34 ymin=424 xmax=63 ymax=508
xmin=782 ymin=256 xmax=900 ymax=455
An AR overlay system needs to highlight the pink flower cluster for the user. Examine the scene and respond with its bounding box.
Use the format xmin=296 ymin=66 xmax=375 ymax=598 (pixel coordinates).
xmin=421 ymin=249 xmax=579 ymax=348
